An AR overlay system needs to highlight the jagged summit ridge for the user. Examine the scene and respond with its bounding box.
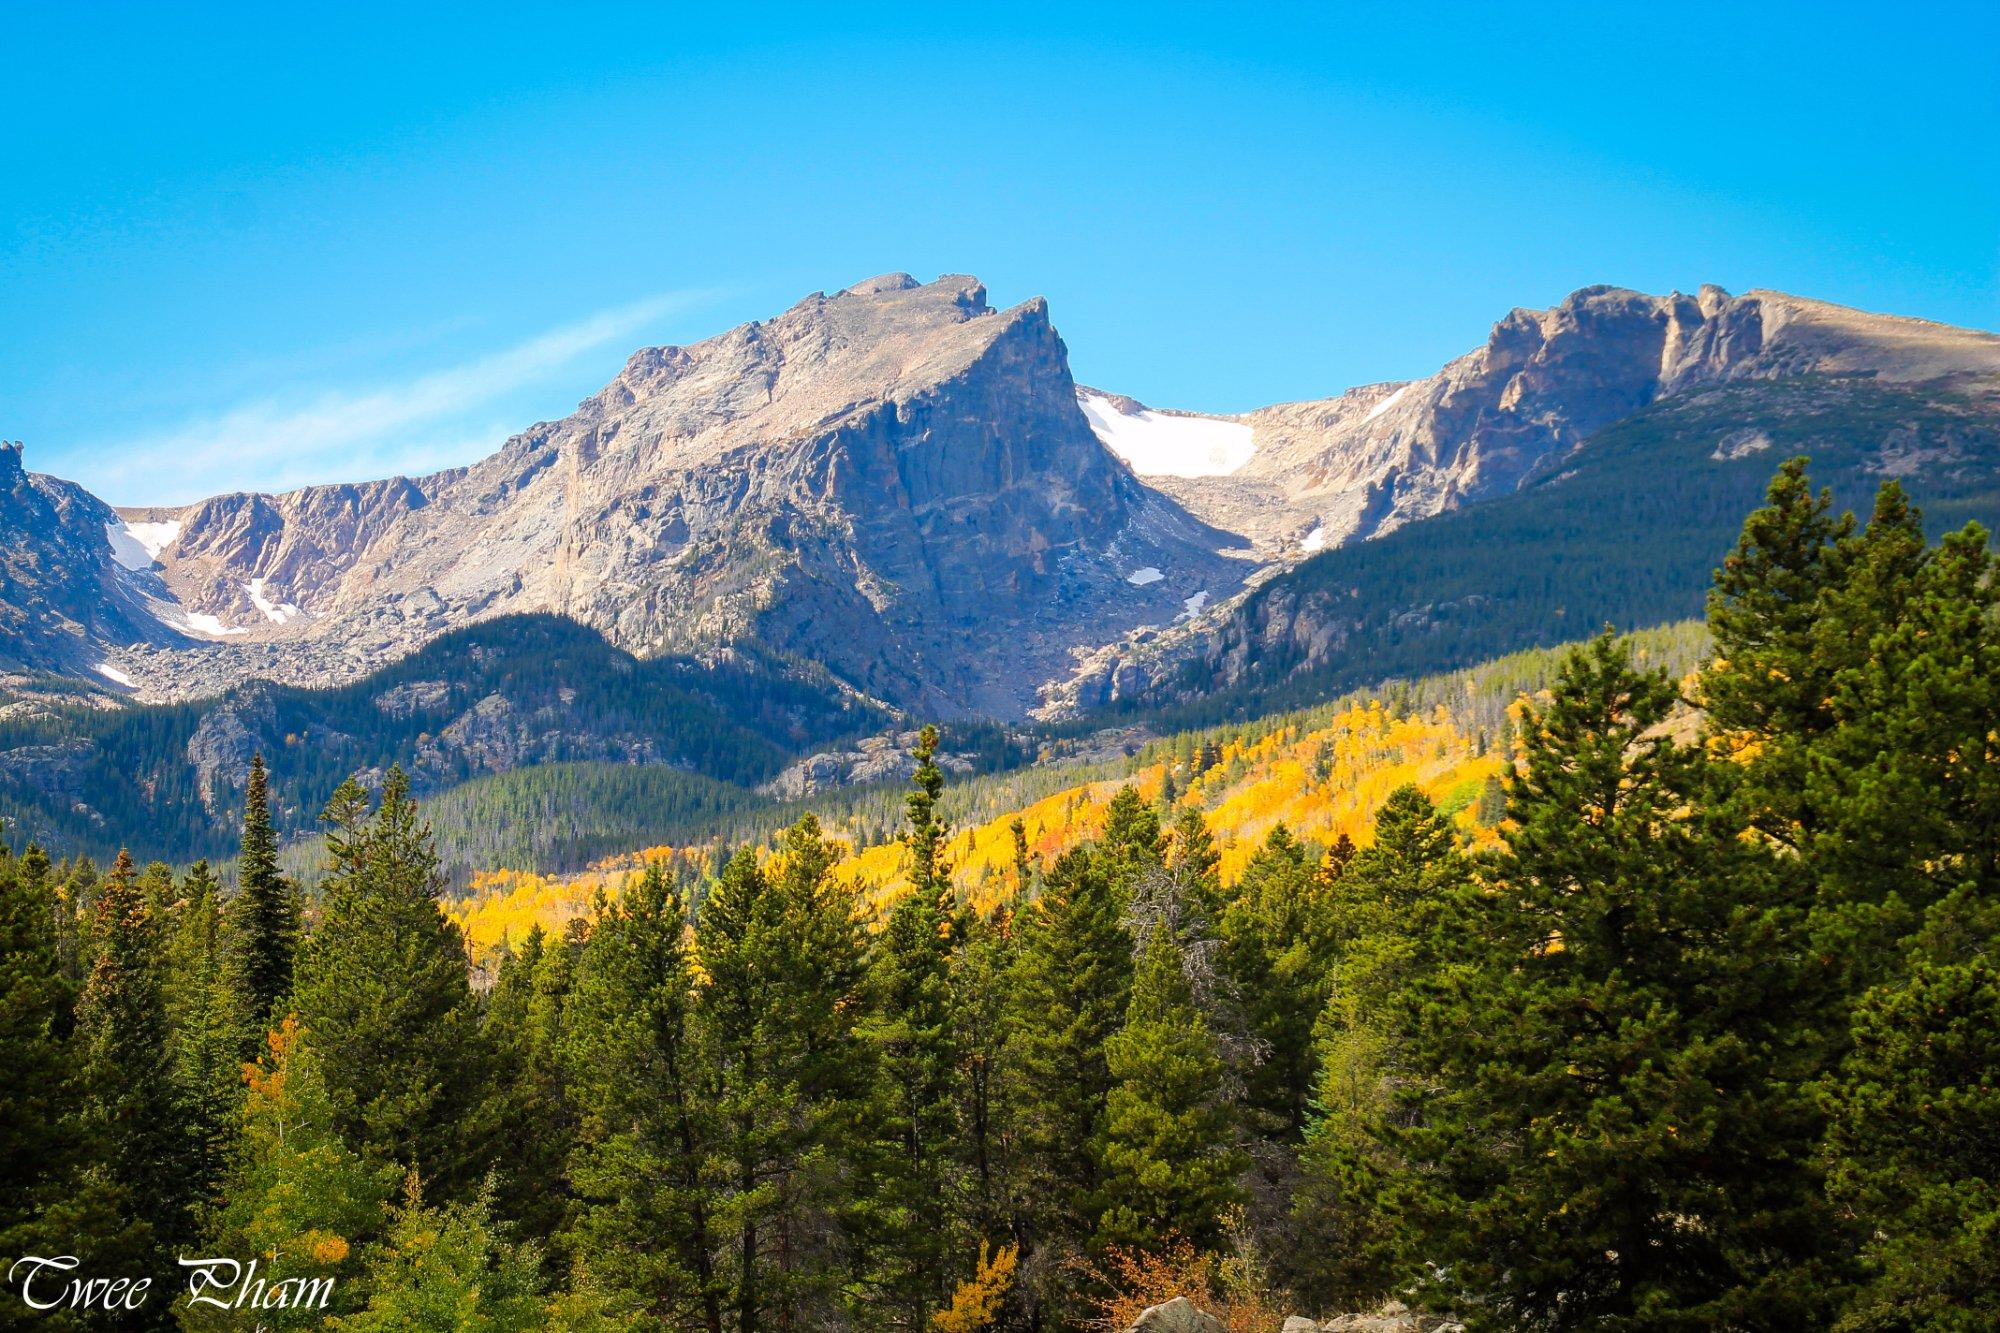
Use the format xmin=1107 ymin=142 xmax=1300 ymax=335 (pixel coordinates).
xmin=1107 ymin=283 xmax=2000 ymax=555
xmin=76 ymin=274 xmax=1242 ymax=717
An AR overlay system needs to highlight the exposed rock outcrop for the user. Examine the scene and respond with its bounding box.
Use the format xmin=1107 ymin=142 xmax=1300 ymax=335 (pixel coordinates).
xmin=1126 ymin=1296 xmax=1224 ymax=1332
xmin=758 ymin=728 xmax=979 ymax=799
xmin=108 ymin=275 xmax=1244 ymax=717
xmin=0 ymin=441 xmax=191 ymax=678
xmin=1051 ymin=286 xmax=2000 ymax=717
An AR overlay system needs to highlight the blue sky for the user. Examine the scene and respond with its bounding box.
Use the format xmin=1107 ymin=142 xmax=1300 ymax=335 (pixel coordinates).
xmin=6 ymin=2 xmax=1996 ymax=505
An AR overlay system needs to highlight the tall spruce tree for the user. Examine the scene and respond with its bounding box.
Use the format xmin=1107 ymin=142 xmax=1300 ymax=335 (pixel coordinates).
xmin=1167 ymin=806 xmax=1223 ymax=920
xmin=1008 ymin=816 xmax=1035 ymax=898
xmin=485 ymin=922 xmax=579 ymax=1260
xmin=950 ymin=903 xmax=1019 ymax=1250
xmin=904 ymin=723 xmax=951 ymax=905
xmin=225 ymin=754 xmax=299 ymax=1044
xmin=162 ymin=860 xmax=241 ymax=1207
xmin=1098 ymin=785 xmax=1165 ymax=893
xmin=1825 ymin=948 xmax=2000 ymax=1330
xmin=1289 ymin=786 xmax=1468 ymax=1309
xmin=0 ymin=844 xmax=151 ymax=1330
xmin=562 ymin=864 xmax=723 ymax=1331
xmin=865 ymin=730 xmax=967 ymax=1328
xmin=75 ymin=849 xmax=196 ymax=1276
xmin=1094 ymin=927 xmax=1241 ymax=1254
xmin=696 ymin=818 xmax=877 ymax=1331
xmin=998 ymin=847 xmax=1133 ymax=1319
xmin=0 ymin=844 xmax=73 ymax=1236
xmin=1704 ymin=458 xmax=1854 ymax=794
xmin=1220 ymin=824 xmax=1338 ymax=1140
xmin=1806 ymin=511 xmax=2000 ymax=989
xmin=1397 ymin=635 xmax=1838 ymax=1328
xmin=290 ymin=768 xmax=494 ymax=1199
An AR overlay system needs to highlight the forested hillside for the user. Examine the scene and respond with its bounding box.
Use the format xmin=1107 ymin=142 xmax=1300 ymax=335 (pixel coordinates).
xmin=3 ymin=461 xmax=1995 ymax=1330
xmin=441 ymin=621 xmax=1708 ymax=961
xmin=0 ymin=614 xmax=882 ymax=863
xmin=1122 ymin=377 xmax=2000 ymax=720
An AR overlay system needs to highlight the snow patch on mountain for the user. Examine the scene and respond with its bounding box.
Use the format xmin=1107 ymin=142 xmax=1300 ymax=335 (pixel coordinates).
xmin=246 ymin=577 xmax=302 ymax=623
xmin=1361 ymin=382 xmax=1411 ymax=424
xmin=1126 ymin=566 xmax=1165 ymax=586
xmin=105 ymin=518 xmax=183 ymax=571
xmin=1079 ymin=389 xmax=1255 ymax=478
xmin=175 ymin=610 xmax=246 ymax=637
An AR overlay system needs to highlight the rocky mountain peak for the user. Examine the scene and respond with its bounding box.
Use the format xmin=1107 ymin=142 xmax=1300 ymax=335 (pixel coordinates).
xmin=76 ymin=272 xmax=1240 ymax=717
xmin=13 ymin=274 xmax=1992 ymax=722
xmin=1114 ymin=281 xmax=2000 ymax=559
xmin=843 ymin=271 xmax=923 ymax=295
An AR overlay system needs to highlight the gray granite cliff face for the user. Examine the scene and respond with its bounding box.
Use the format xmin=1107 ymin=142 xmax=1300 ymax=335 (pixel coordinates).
xmin=84 ymin=275 xmax=1243 ymax=717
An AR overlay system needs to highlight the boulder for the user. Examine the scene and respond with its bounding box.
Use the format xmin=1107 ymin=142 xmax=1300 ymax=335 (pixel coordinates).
xmin=1127 ymin=1295 xmax=1224 ymax=1333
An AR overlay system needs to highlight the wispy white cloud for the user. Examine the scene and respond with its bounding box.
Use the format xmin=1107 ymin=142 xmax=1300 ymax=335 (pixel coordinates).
xmin=85 ymin=290 xmax=711 ymax=505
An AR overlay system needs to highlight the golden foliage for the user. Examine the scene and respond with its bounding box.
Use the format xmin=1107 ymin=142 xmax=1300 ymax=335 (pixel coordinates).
xmin=844 ymin=699 xmax=1502 ymax=918
xmin=451 ymin=844 xmax=708 ymax=963
xmin=932 ymin=1240 xmax=1018 ymax=1332
xmin=304 ymin=1231 xmax=351 ymax=1265
xmin=449 ymin=698 xmax=1507 ymax=955
xmin=244 ymin=1012 xmax=301 ymax=1100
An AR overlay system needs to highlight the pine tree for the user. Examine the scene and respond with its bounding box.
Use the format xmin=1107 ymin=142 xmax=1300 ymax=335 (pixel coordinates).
xmin=562 ymin=864 xmax=724 ymax=1331
xmin=696 ymin=818 xmax=877 ymax=1331
xmin=997 ymin=847 xmax=1133 ymax=1317
xmin=1008 ymin=817 xmax=1036 ymax=898
xmin=1824 ymin=951 xmax=2000 ymax=1329
xmin=904 ymin=723 xmax=951 ymax=906
xmin=950 ymin=905 xmax=1019 ymax=1248
xmin=225 ymin=754 xmax=299 ymax=1044
xmin=1320 ymin=831 xmax=1356 ymax=886
xmin=1704 ymin=458 xmax=1853 ymax=789
xmin=1289 ymin=786 xmax=1467 ymax=1309
xmin=485 ymin=926 xmax=545 ymax=1055
xmin=485 ymin=923 xmax=578 ymax=1260
xmin=1166 ymin=806 xmax=1222 ymax=920
xmin=163 ymin=859 xmax=241 ymax=1206
xmin=290 ymin=768 xmax=494 ymax=1198
xmin=1094 ymin=927 xmax=1241 ymax=1253
xmin=1219 ymin=824 xmax=1336 ymax=1140
xmin=866 ymin=738 xmax=967 ymax=1327
xmin=75 ymin=849 xmax=194 ymax=1259
xmin=1098 ymin=785 xmax=1164 ymax=893
xmin=0 ymin=845 xmax=147 ymax=1332
xmin=1806 ymin=513 xmax=2000 ymax=990
xmin=1398 ymin=635 xmax=1838 ymax=1327
xmin=53 ymin=854 xmax=100 ymax=998
xmin=0 ymin=845 xmax=140 ymax=1327
xmin=0 ymin=844 xmax=72 ymax=1227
